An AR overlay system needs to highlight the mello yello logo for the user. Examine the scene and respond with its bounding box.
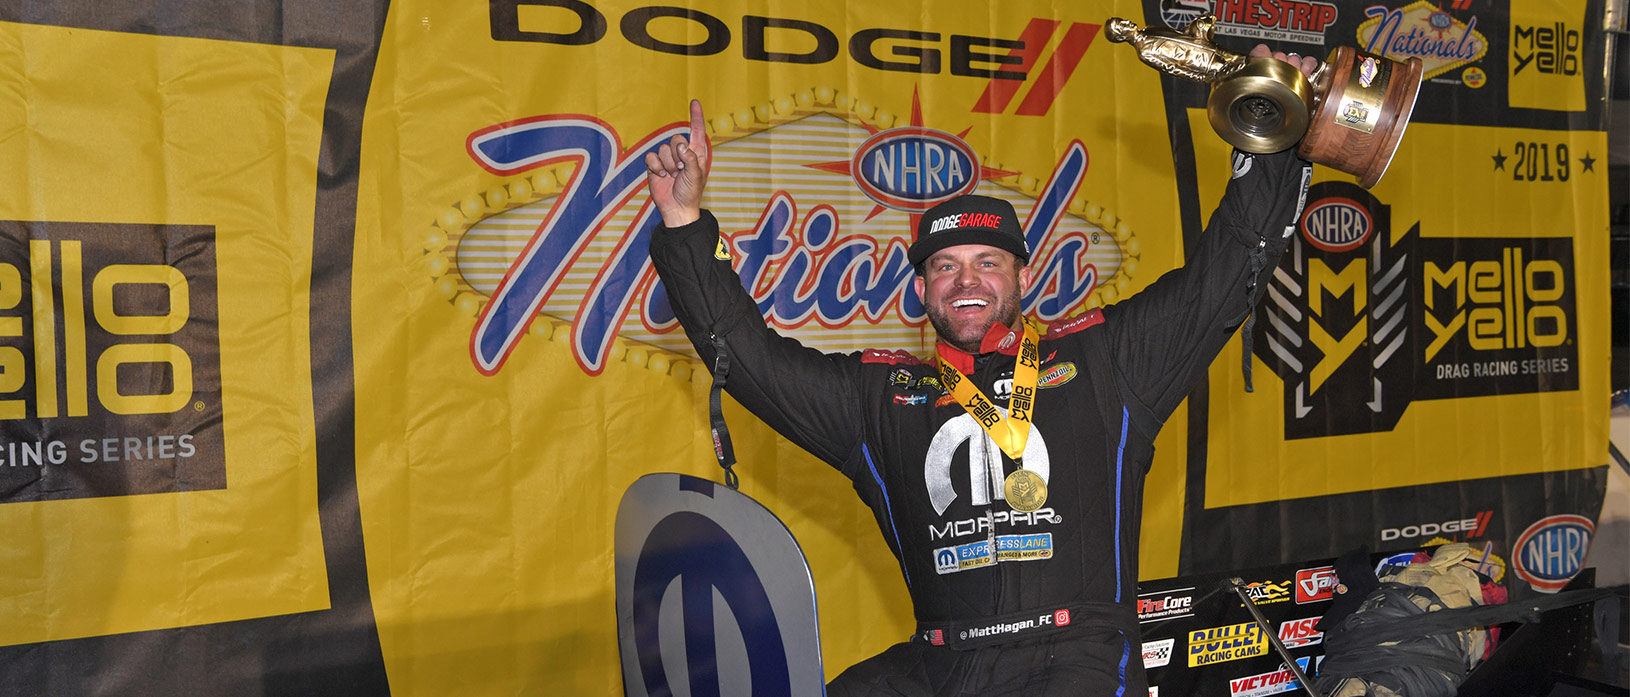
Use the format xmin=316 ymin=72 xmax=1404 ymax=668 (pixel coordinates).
xmin=1254 ymin=181 xmax=1579 ymax=441
xmin=0 ymin=242 xmax=195 ymax=419
xmin=0 ymin=221 xmax=224 ymax=503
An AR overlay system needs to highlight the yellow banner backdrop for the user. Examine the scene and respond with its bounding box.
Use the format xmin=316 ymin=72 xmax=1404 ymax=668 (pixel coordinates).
xmin=355 ymin=0 xmax=1191 ymax=692
xmin=0 ymin=21 xmax=332 ymax=645
xmin=342 ymin=0 xmax=1606 ymax=694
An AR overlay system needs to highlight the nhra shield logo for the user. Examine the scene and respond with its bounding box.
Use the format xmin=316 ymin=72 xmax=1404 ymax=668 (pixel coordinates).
xmin=1251 ymin=181 xmax=1578 ymax=440
xmin=1513 ymin=514 xmax=1594 ymax=593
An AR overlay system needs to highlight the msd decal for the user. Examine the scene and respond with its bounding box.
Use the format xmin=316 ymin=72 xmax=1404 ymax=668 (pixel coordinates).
xmin=450 ymin=92 xmax=1120 ymax=375
xmin=1253 ymin=181 xmax=1578 ymax=440
xmin=1513 ymin=514 xmax=1594 ymax=593
xmin=1277 ymin=616 xmax=1323 ymax=648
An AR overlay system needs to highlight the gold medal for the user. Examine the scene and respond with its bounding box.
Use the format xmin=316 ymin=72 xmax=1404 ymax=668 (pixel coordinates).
xmin=1004 ymin=469 xmax=1048 ymax=513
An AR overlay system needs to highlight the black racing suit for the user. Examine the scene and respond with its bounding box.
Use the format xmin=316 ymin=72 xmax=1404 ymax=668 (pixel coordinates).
xmin=649 ymin=150 xmax=1311 ymax=696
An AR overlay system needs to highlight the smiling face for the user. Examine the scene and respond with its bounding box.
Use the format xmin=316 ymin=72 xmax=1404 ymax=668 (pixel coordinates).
xmin=913 ymin=244 xmax=1035 ymax=354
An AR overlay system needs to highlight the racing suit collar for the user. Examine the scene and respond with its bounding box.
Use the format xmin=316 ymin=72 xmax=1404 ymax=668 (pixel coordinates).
xmin=934 ymin=320 xmax=1022 ymax=374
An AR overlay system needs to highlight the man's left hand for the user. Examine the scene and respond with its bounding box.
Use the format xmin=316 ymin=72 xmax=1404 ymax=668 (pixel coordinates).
xmin=1249 ymin=44 xmax=1320 ymax=78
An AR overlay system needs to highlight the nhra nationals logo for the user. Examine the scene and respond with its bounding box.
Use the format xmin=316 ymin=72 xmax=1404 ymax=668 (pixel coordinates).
xmin=1159 ymin=0 xmax=1338 ymax=45
xmin=1357 ymin=0 xmax=1488 ymax=80
xmin=458 ymin=107 xmax=1104 ymax=375
xmin=0 ymin=221 xmax=223 ymax=503
xmin=457 ymin=3 xmax=1115 ymax=375
xmin=1251 ymin=181 xmax=1578 ymax=439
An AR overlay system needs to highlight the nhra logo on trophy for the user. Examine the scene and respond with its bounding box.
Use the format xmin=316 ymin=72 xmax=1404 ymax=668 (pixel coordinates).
xmin=1105 ymin=15 xmax=1423 ymax=187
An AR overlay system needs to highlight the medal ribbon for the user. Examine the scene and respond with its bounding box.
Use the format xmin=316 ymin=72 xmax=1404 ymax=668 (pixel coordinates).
xmin=936 ymin=321 xmax=1041 ymax=460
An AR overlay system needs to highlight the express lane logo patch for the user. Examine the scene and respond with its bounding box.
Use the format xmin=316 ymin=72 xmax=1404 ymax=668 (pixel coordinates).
xmin=0 ymin=221 xmax=223 ymax=502
xmin=1252 ymin=181 xmax=1578 ymax=440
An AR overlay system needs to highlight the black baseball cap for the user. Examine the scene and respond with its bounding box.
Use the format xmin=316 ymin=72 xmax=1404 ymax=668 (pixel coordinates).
xmin=908 ymin=194 xmax=1029 ymax=268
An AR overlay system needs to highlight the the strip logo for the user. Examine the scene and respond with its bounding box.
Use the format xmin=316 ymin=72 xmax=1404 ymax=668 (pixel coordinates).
xmin=1162 ymin=0 xmax=1338 ymax=46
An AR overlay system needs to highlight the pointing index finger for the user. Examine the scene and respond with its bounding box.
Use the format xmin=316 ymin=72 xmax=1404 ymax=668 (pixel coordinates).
xmin=687 ymin=99 xmax=709 ymax=162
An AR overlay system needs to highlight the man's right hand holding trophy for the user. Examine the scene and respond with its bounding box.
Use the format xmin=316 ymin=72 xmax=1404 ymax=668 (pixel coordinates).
xmin=1107 ymin=15 xmax=1424 ymax=188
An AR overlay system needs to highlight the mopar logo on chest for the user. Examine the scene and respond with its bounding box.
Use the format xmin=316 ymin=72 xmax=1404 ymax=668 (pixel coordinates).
xmin=851 ymin=127 xmax=979 ymax=212
xmin=1299 ymin=197 xmax=1372 ymax=252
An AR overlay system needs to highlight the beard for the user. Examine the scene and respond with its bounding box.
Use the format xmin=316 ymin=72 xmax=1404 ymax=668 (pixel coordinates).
xmin=926 ymin=284 xmax=1024 ymax=354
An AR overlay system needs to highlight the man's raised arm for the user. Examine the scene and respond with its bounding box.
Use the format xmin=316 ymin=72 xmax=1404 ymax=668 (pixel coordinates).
xmin=645 ymin=101 xmax=865 ymax=472
xmin=1096 ymin=47 xmax=1319 ymax=434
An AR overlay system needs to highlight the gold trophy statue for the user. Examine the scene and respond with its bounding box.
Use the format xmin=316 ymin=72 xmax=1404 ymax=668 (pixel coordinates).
xmin=1105 ymin=16 xmax=1423 ymax=188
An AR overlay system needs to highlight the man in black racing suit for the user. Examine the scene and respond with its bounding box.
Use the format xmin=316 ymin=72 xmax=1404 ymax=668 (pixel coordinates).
xmin=642 ymin=48 xmax=1319 ymax=697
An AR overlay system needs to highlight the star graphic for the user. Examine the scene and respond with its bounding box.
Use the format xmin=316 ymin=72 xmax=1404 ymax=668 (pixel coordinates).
xmin=1579 ymin=151 xmax=1595 ymax=172
xmin=1491 ymin=149 xmax=1506 ymax=171
xmin=805 ymin=87 xmax=1016 ymax=223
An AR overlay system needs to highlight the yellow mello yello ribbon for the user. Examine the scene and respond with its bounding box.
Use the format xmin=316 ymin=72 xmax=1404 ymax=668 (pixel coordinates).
xmin=935 ymin=321 xmax=1040 ymax=460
